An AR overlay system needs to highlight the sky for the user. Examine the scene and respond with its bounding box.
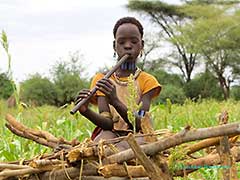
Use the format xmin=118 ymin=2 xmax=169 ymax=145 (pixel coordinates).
xmin=0 ymin=0 xmax=181 ymax=82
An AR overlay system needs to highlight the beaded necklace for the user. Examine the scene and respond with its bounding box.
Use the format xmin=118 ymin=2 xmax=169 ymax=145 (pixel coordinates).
xmin=113 ymin=67 xmax=141 ymax=86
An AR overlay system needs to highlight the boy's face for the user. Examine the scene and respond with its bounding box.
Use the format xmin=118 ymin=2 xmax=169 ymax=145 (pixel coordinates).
xmin=114 ymin=23 xmax=143 ymax=61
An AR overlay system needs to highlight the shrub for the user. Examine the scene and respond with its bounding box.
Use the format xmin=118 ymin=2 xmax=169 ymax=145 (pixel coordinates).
xmin=230 ymin=85 xmax=240 ymax=100
xmin=50 ymin=52 xmax=89 ymax=106
xmin=0 ymin=72 xmax=15 ymax=99
xmin=156 ymin=84 xmax=186 ymax=104
xmin=20 ymin=74 xmax=57 ymax=106
xmin=184 ymin=71 xmax=223 ymax=100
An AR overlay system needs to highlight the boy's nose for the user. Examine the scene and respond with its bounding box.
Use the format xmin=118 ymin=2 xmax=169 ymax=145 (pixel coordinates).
xmin=124 ymin=41 xmax=132 ymax=49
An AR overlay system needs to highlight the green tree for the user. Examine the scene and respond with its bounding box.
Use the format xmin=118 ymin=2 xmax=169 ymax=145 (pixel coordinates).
xmin=51 ymin=51 xmax=89 ymax=106
xmin=157 ymin=84 xmax=186 ymax=104
xmin=144 ymin=63 xmax=185 ymax=103
xmin=176 ymin=3 xmax=240 ymax=99
xmin=128 ymin=0 xmax=200 ymax=82
xmin=20 ymin=74 xmax=57 ymax=106
xmin=230 ymin=85 xmax=240 ymax=100
xmin=184 ymin=71 xmax=223 ymax=100
xmin=0 ymin=72 xmax=15 ymax=99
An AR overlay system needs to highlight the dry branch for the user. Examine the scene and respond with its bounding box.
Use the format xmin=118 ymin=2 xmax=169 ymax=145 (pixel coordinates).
xmin=5 ymin=114 xmax=74 ymax=148
xmin=105 ymin=122 xmax=240 ymax=164
xmin=2 ymin=113 xmax=240 ymax=179
xmin=5 ymin=123 xmax=57 ymax=148
xmin=126 ymin=133 xmax=166 ymax=180
xmin=0 ymin=163 xmax=29 ymax=170
xmin=174 ymin=146 xmax=240 ymax=176
xmin=98 ymin=164 xmax=147 ymax=178
xmin=185 ymin=135 xmax=238 ymax=155
xmin=218 ymin=111 xmax=232 ymax=180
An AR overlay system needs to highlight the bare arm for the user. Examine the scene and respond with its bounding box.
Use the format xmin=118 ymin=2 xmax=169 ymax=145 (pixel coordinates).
xmin=76 ymin=89 xmax=113 ymax=130
xmin=96 ymin=78 xmax=157 ymax=132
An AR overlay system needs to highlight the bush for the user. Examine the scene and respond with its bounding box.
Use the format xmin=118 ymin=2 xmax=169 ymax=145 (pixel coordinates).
xmin=230 ymin=85 xmax=240 ymax=100
xmin=0 ymin=72 xmax=15 ymax=99
xmin=184 ymin=71 xmax=223 ymax=100
xmin=54 ymin=74 xmax=89 ymax=106
xmin=20 ymin=74 xmax=57 ymax=106
xmin=148 ymin=69 xmax=184 ymax=88
xmin=156 ymin=84 xmax=186 ymax=104
xmin=50 ymin=52 xmax=89 ymax=106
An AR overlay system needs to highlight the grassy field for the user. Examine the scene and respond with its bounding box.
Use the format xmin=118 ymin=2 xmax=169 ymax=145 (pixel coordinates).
xmin=0 ymin=99 xmax=239 ymax=179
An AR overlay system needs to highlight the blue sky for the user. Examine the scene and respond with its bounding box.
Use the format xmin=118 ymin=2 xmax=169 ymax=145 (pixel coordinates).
xmin=0 ymin=0 xmax=181 ymax=82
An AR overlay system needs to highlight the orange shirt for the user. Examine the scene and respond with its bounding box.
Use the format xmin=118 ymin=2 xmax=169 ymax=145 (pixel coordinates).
xmin=90 ymin=70 xmax=161 ymax=104
xmin=90 ymin=69 xmax=161 ymax=131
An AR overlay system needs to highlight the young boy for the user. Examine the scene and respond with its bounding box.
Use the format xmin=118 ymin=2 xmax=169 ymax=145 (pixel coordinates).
xmin=75 ymin=17 xmax=161 ymax=150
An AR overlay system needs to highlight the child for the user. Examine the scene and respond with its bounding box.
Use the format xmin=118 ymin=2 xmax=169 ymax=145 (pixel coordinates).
xmin=75 ymin=17 xmax=161 ymax=150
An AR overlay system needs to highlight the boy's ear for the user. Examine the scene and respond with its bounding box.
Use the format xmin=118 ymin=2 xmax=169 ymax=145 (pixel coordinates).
xmin=113 ymin=40 xmax=116 ymax=51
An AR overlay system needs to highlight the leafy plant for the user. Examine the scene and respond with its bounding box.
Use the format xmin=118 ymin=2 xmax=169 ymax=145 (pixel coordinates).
xmin=127 ymin=74 xmax=141 ymax=133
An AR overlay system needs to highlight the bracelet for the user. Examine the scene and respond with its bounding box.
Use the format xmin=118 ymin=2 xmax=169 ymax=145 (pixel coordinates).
xmin=137 ymin=110 xmax=145 ymax=118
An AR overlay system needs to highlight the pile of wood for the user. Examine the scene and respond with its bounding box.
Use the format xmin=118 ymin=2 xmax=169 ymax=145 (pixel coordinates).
xmin=0 ymin=111 xmax=239 ymax=180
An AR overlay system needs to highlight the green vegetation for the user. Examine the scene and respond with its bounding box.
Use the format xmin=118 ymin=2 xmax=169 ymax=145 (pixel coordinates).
xmin=0 ymin=99 xmax=239 ymax=178
xmin=0 ymin=100 xmax=95 ymax=161
xmin=0 ymin=73 xmax=14 ymax=99
xmin=1 ymin=1 xmax=240 ymax=178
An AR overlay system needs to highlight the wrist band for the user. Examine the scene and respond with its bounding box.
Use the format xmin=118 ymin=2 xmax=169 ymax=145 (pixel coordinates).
xmin=138 ymin=110 xmax=145 ymax=118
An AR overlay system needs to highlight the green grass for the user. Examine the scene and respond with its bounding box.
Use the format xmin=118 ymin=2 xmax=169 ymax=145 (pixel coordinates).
xmin=0 ymin=99 xmax=239 ymax=179
xmin=0 ymin=100 xmax=95 ymax=161
xmin=152 ymin=99 xmax=240 ymax=131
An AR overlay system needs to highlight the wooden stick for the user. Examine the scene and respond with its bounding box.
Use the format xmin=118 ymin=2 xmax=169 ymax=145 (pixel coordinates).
xmin=126 ymin=133 xmax=169 ymax=180
xmin=217 ymin=111 xmax=232 ymax=180
xmin=5 ymin=114 xmax=73 ymax=147
xmin=174 ymin=146 xmax=240 ymax=177
xmin=0 ymin=163 xmax=29 ymax=170
xmin=5 ymin=123 xmax=57 ymax=148
xmin=5 ymin=114 xmax=64 ymax=144
xmin=29 ymin=159 xmax=63 ymax=168
xmin=0 ymin=167 xmax=42 ymax=178
xmin=70 ymin=54 xmax=129 ymax=114
xmin=30 ymin=175 xmax=150 ymax=180
xmin=185 ymin=135 xmax=238 ymax=155
xmin=98 ymin=163 xmax=147 ymax=178
xmin=140 ymin=113 xmax=171 ymax=177
xmin=80 ymin=176 xmax=149 ymax=180
xmin=105 ymin=122 xmax=240 ymax=164
xmin=28 ymin=164 xmax=98 ymax=180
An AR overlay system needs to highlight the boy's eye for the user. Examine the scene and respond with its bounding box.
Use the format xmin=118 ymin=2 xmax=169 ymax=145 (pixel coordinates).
xmin=131 ymin=38 xmax=139 ymax=44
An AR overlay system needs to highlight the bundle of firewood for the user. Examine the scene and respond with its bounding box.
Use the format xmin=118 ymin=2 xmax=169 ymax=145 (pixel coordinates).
xmin=0 ymin=112 xmax=239 ymax=180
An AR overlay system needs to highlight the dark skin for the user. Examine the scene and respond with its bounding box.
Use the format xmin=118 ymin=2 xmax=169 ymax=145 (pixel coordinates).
xmin=76 ymin=23 xmax=156 ymax=132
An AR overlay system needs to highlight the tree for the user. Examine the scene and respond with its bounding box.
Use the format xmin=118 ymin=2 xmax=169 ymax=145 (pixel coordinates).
xmin=20 ymin=74 xmax=57 ymax=106
xmin=138 ymin=32 xmax=162 ymax=70
xmin=157 ymin=84 xmax=186 ymax=104
xmin=0 ymin=72 xmax=14 ymax=99
xmin=128 ymin=0 xmax=200 ymax=82
xmin=51 ymin=51 xmax=89 ymax=106
xmin=176 ymin=3 xmax=240 ymax=99
xmin=184 ymin=71 xmax=223 ymax=100
xmin=144 ymin=64 xmax=185 ymax=104
xmin=230 ymin=85 xmax=240 ymax=100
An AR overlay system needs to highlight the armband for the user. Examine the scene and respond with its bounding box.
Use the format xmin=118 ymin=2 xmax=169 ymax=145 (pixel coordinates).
xmin=137 ymin=110 xmax=145 ymax=118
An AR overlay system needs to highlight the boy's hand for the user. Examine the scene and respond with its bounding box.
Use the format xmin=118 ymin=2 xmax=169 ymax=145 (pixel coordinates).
xmin=96 ymin=78 xmax=118 ymax=105
xmin=74 ymin=89 xmax=91 ymax=113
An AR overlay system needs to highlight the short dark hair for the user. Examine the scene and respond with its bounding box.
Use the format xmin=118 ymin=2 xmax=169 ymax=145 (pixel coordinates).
xmin=113 ymin=17 xmax=144 ymax=38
